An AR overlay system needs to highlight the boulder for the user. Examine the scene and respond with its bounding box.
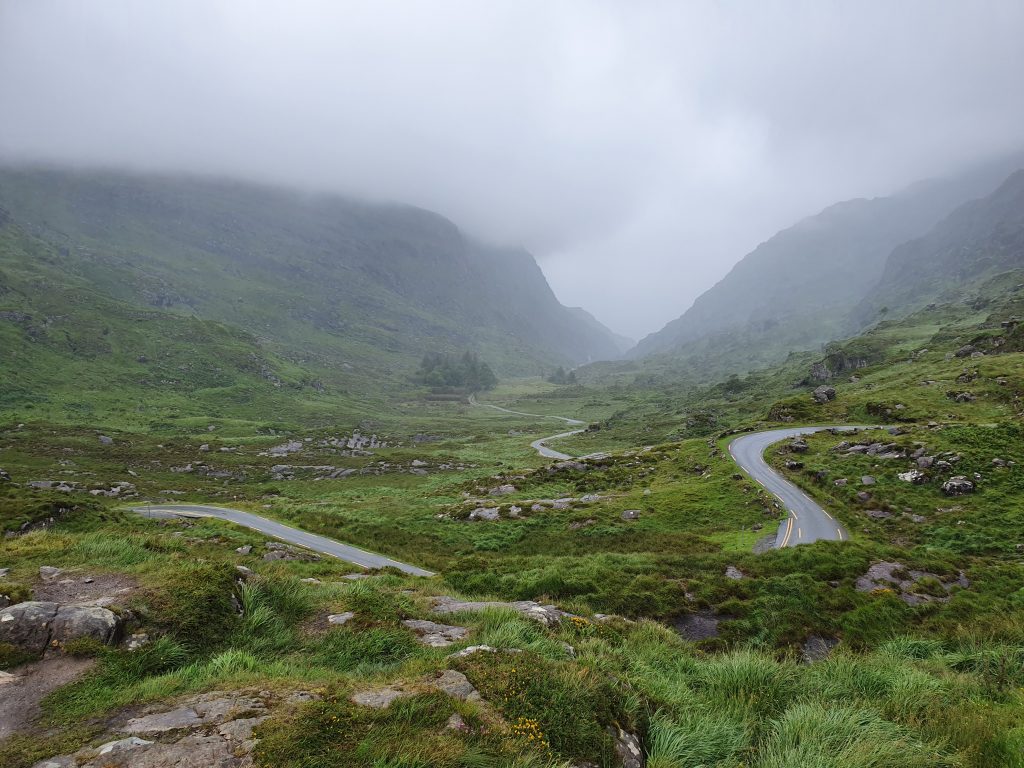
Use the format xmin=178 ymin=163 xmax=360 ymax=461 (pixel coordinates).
xmin=898 ymin=470 xmax=927 ymax=484
xmin=620 ymin=509 xmax=641 ymax=520
xmin=327 ymin=612 xmax=355 ymax=626
xmin=725 ymin=566 xmax=744 ymax=580
xmin=0 ymin=601 xmax=59 ymax=653
xmin=98 ymin=435 xmax=114 ymax=446
xmin=812 ymin=385 xmax=836 ymax=404
xmin=488 ymin=484 xmax=516 ymax=496
xmin=861 ymin=475 xmax=876 ymax=486
xmin=789 ymin=438 xmax=809 ymax=453
xmin=942 ymin=476 xmax=975 ymax=496
xmin=51 ymin=605 xmax=120 ymax=646
xmin=0 ymin=468 xmax=10 ymax=482
xmin=468 ymin=507 xmax=500 ymax=522
xmin=954 ymin=344 xmax=976 ymax=358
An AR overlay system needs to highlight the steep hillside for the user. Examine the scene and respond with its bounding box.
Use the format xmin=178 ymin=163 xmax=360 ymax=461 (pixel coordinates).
xmin=0 ymin=210 xmax=368 ymax=428
xmin=856 ymin=169 xmax=1024 ymax=323
xmin=0 ymin=167 xmax=622 ymax=379
xmin=629 ymin=154 xmax=1023 ymax=380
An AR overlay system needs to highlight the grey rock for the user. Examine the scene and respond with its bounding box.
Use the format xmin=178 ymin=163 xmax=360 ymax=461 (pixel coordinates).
xmin=350 ymin=685 xmax=409 ymax=709
xmin=942 ymin=476 xmax=975 ymax=495
xmin=0 ymin=468 xmax=10 ymax=482
xmin=39 ymin=566 xmax=64 ymax=582
xmin=431 ymin=595 xmax=572 ymax=627
xmin=917 ymin=456 xmax=935 ymax=469
xmin=0 ymin=568 xmax=9 ymax=578
xmin=327 ymin=612 xmax=355 ymax=626
xmin=198 ymin=444 xmax=210 ymax=452
xmin=620 ymin=509 xmax=641 ymax=520
xmin=834 ymin=478 xmax=848 ymax=487
xmin=0 ymin=601 xmax=59 ymax=653
xmin=432 ymin=669 xmax=480 ymax=701
xmin=447 ymin=644 xmax=497 ymax=659
xmin=789 ymin=437 xmax=809 ymax=453
xmin=954 ymin=344 xmax=976 ymax=358
xmin=121 ymin=706 xmax=203 ymax=734
xmin=612 ymin=727 xmax=645 ymax=768
xmin=401 ymin=618 xmax=469 ymax=647
xmin=801 ymin=635 xmax=839 ymax=664
xmin=861 ymin=475 xmax=876 ymax=485
xmin=489 ymin=484 xmax=516 ymax=496
xmin=96 ymin=736 xmax=154 ymax=756
xmin=865 ymin=509 xmax=892 ymax=519
xmin=235 ymin=545 xmax=252 ymax=555
xmin=51 ymin=605 xmax=120 ymax=646
xmin=812 ymin=385 xmax=836 ymax=404
xmin=98 ymin=435 xmax=114 ymax=446
xmin=127 ymin=632 xmax=150 ymax=651
xmin=725 ymin=565 xmax=744 ymax=580
xmin=468 ymin=507 xmax=500 ymax=522
xmin=898 ymin=470 xmax=927 ymax=484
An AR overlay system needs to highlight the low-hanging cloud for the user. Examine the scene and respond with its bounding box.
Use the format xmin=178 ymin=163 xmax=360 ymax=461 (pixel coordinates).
xmin=2 ymin=1 xmax=1023 ymax=338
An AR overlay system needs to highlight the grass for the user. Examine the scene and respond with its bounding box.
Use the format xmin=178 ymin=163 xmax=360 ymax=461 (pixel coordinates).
xmin=1 ymin=271 xmax=1024 ymax=764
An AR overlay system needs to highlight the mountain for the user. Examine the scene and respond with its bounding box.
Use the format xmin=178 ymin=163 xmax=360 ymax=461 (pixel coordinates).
xmin=628 ymin=153 xmax=1024 ymax=379
xmin=0 ymin=166 xmax=623 ymax=382
xmin=855 ymin=169 xmax=1024 ymax=323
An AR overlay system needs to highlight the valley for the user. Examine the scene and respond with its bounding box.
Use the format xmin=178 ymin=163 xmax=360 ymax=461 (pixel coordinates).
xmin=1 ymin=160 xmax=1023 ymax=767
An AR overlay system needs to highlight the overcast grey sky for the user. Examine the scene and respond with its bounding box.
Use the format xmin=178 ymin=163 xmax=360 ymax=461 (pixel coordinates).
xmin=2 ymin=1 xmax=1023 ymax=339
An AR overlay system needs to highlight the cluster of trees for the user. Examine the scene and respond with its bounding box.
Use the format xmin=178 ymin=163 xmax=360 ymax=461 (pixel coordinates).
xmin=546 ymin=366 xmax=578 ymax=385
xmin=415 ymin=351 xmax=498 ymax=391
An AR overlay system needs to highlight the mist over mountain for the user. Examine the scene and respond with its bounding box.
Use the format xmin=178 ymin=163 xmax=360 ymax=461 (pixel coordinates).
xmin=0 ymin=166 xmax=623 ymax=381
xmin=856 ymin=168 xmax=1024 ymax=324
xmin=628 ymin=152 xmax=1024 ymax=379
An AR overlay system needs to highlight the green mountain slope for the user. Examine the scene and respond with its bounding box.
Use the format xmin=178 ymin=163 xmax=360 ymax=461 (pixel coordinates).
xmin=855 ymin=168 xmax=1024 ymax=324
xmin=0 ymin=166 xmax=622 ymax=380
xmin=628 ymin=154 xmax=1023 ymax=380
xmin=0 ymin=210 xmax=369 ymax=428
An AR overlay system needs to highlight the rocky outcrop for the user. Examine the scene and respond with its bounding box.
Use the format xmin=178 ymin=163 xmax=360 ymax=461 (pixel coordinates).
xmin=350 ymin=669 xmax=481 ymax=710
xmin=31 ymin=690 xmax=308 ymax=768
xmin=431 ymin=596 xmax=575 ymax=627
xmin=0 ymin=601 xmax=121 ymax=653
xmin=401 ymin=619 xmax=469 ymax=647
xmin=855 ymin=561 xmax=969 ymax=605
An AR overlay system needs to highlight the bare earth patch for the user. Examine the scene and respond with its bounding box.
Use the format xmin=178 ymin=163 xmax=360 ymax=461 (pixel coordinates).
xmin=0 ymin=656 xmax=96 ymax=740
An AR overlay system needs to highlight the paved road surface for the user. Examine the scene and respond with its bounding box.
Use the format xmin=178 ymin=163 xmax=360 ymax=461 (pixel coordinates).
xmin=131 ymin=504 xmax=434 ymax=576
xmin=469 ymin=395 xmax=586 ymax=459
xmin=728 ymin=425 xmax=882 ymax=548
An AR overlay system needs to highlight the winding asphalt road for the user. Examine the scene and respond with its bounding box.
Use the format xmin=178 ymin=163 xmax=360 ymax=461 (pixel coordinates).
xmin=131 ymin=504 xmax=435 ymax=576
xmin=469 ymin=394 xmax=586 ymax=459
xmin=728 ymin=425 xmax=882 ymax=548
